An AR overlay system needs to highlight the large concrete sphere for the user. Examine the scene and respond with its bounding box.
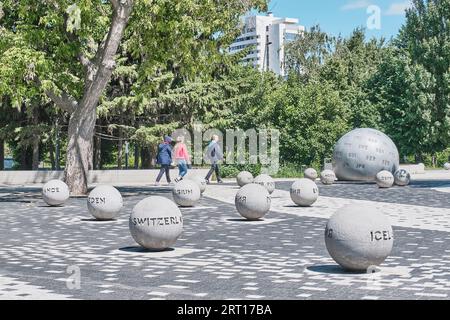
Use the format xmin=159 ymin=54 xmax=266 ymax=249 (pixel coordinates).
xmin=253 ymin=174 xmax=276 ymax=194
xmin=332 ymin=128 xmax=400 ymax=181
xmin=129 ymin=196 xmax=183 ymax=250
xmin=172 ymin=180 xmax=201 ymax=207
xmin=394 ymin=169 xmax=411 ymax=187
xmin=237 ymin=171 xmax=254 ymax=187
xmin=235 ymin=184 xmax=271 ymax=220
xmin=87 ymin=185 xmax=123 ymax=220
xmin=375 ymin=170 xmax=394 ymax=188
xmin=304 ymin=168 xmax=318 ymax=181
xmin=325 ymin=205 xmax=394 ymax=271
xmin=444 ymin=163 xmax=450 ymax=171
xmin=290 ymin=179 xmax=319 ymax=207
xmin=320 ymin=170 xmax=336 ymax=185
xmin=189 ymin=176 xmax=207 ymax=194
xmin=42 ymin=180 xmax=70 ymax=206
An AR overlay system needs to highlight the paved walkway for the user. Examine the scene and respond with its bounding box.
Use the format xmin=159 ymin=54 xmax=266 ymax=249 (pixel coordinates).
xmin=0 ymin=177 xmax=449 ymax=300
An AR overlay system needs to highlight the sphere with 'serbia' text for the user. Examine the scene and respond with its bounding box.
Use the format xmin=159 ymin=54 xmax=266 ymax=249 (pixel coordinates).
xmin=172 ymin=180 xmax=201 ymax=207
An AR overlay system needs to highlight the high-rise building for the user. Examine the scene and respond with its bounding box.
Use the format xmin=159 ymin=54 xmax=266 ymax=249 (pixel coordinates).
xmin=229 ymin=13 xmax=305 ymax=76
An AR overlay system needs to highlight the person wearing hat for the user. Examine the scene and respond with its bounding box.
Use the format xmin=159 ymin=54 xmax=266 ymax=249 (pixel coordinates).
xmin=155 ymin=135 xmax=173 ymax=186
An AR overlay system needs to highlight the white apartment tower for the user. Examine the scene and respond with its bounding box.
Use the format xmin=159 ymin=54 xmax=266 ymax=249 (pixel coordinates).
xmin=229 ymin=13 xmax=305 ymax=76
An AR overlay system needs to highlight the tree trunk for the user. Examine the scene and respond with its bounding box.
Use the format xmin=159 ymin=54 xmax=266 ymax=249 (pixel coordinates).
xmin=61 ymin=1 xmax=133 ymax=194
xmin=94 ymin=134 xmax=102 ymax=170
xmin=140 ymin=147 xmax=151 ymax=169
xmin=0 ymin=140 xmax=4 ymax=171
xmin=20 ymin=147 xmax=32 ymax=170
xmin=49 ymin=140 xmax=55 ymax=170
xmin=55 ymin=123 xmax=61 ymax=170
xmin=32 ymin=140 xmax=39 ymax=170
xmin=64 ymin=106 xmax=97 ymax=195
xmin=117 ymin=129 xmax=123 ymax=170
xmin=134 ymin=144 xmax=139 ymax=169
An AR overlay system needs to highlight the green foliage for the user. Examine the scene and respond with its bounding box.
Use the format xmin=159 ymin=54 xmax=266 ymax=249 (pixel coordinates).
xmin=396 ymin=0 xmax=450 ymax=154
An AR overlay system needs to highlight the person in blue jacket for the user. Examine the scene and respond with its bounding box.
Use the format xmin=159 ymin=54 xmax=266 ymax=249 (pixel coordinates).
xmin=155 ymin=136 xmax=173 ymax=186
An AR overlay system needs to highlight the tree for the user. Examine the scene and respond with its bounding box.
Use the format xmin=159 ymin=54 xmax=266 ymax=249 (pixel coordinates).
xmin=397 ymin=0 xmax=450 ymax=155
xmin=368 ymin=48 xmax=435 ymax=160
xmin=266 ymin=80 xmax=350 ymax=166
xmin=0 ymin=0 xmax=267 ymax=194
xmin=284 ymin=25 xmax=333 ymax=83
xmin=320 ymin=28 xmax=386 ymax=128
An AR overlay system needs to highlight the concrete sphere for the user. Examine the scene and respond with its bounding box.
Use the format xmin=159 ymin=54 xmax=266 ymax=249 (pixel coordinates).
xmin=235 ymin=184 xmax=271 ymax=220
xmin=325 ymin=205 xmax=394 ymax=271
xmin=253 ymin=174 xmax=276 ymax=194
xmin=129 ymin=196 xmax=183 ymax=250
xmin=375 ymin=170 xmax=394 ymax=188
xmin=394 ymin=169 xmax=411 ymax=187
xmin=172 ymin=179 xmax=201 ymax=207
xmin=42 ymin=180 xmax=70 ymax=206
xmin=87 ymin=185 xmax=123 ymax=220
xmin=290 ymin=179 xmax=319 ymax=207
xmin=320 ymin=170 xmax=336 ymax=185
xmin=444 ymin=163 xmax=450 ymax=171
xmin=189 ymin=176 xmax=207 ymax=194
xmin=237 ymin=171 xmax=254 ymax=187
xmin=304 ymin=168 xmax=318 ymax=181
xmin=332 ymin=128 xmax=400 ymax=181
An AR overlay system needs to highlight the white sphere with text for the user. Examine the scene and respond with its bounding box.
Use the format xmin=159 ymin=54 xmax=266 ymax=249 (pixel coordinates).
xmin=129 ymin=196 xmax=183 ymax=250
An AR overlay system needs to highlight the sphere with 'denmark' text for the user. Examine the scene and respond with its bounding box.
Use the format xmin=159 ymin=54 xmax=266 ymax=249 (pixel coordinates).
xmin=42 ymin=180 xmax=70 ymax=206
xmin=87 ymin=185 xmax=123 ymax=220
xmin=325 ymin=205 xmax=394 ymax=271
xmin=129 ymin=196 xmax=183 ymax=250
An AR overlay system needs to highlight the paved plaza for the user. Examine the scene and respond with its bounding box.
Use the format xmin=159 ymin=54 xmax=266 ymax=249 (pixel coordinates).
xmin=0 ymin=174 xmax=450 ymax=300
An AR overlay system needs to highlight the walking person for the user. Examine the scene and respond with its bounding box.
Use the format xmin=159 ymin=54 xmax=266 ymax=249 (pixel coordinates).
xmin=205 ymin=135 xmax=224 ymax=184
xmin=155 ymin=136 xmax=173 ymax=186
xmin=173 ymin=136 xmax=191 ymax=183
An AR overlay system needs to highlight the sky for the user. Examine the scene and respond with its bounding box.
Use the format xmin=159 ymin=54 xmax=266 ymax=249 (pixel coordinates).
xmin=265 ymin=0 xmax=412 ymax=39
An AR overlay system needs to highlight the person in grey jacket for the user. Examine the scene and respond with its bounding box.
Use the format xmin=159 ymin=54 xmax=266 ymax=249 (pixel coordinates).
xmin=204 ymin=135 xmax=224 ymax=184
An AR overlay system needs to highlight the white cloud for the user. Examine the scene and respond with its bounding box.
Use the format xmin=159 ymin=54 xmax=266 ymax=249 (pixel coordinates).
xmin=385 ymin=1 xmax=413 ymax=16
xmin=341 ymin=0 xmax=372 ymax=11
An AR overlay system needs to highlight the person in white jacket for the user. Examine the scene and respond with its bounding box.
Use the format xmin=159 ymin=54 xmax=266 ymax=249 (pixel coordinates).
xmin=204 ymin=135 xmax=224 ymax=184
